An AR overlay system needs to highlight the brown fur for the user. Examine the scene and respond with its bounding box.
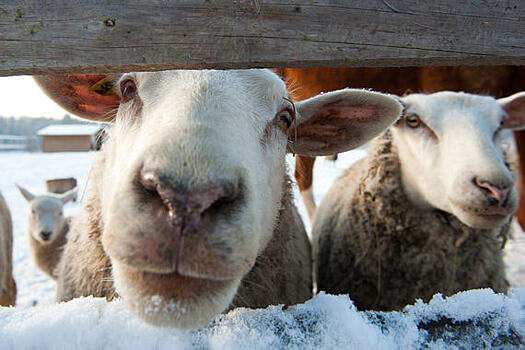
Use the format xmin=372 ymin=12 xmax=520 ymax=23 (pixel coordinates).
xmin=56 ymin=152 xmax=313 ymax=309
xmin=294 ymin=156 xmax=315 ymax=191
xmin=314 ymin=131 xmax=509 ymax=311
xmin=29 ymin=217 xmax=70 ymax=280
xmin=0 ymin=192 xmax=16 ymax=306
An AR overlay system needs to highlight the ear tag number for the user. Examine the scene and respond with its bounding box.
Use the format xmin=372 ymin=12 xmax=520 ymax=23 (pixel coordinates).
xmin=89 ymin=77 xmax=117 ymax=96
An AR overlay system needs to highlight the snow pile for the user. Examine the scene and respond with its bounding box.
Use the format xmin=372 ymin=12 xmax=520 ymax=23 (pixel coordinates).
xmin=0 ymin=289 xmax=523 ymax=349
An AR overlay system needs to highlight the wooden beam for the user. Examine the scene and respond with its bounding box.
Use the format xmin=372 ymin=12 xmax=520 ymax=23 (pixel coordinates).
xmin=1 ymin=1 xmax=525 ymax=76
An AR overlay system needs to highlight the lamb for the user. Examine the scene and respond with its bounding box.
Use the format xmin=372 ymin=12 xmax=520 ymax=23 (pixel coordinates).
xmin=34 ymin=70 xmax=402 ymax=329
xmin=314 ymin=91 xmax=525 ymax=311
xmin=0 ymin=191 xmax=16 ymax=306
xmin=16 ymin=184 xmax=77 ymax=280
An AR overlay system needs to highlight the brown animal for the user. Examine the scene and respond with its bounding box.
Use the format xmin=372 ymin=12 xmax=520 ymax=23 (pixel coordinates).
xmin=34 ymin=70 xmax=402 ymax=329
xmin=0 ymin=191 xmax=16 ymax=306
xmin=276 ymin=66 xmax=525 ymax=225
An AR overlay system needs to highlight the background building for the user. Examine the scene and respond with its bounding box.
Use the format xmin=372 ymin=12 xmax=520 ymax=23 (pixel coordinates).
xmin=37 ymin=124 xmax=105 ymax=152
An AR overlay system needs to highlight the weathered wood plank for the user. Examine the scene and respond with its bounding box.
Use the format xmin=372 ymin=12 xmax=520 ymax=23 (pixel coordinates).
xmin=1 ymin=1 xmax=525 ymax=76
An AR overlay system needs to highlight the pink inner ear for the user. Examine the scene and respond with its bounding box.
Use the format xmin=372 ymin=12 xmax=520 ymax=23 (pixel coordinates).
xmin=294 ymin=105 xmax=382 ymax=154
xmin=333 ymin=105 xmax=383 ymax=122
xmin=503 ymin=98 xmax=525 ymax=130
xmin=34 ymin=75 xmax=120 ymax=120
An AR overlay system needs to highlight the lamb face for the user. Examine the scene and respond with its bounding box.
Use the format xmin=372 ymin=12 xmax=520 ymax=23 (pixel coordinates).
xmin=394 ymin=91 xmax=525 ymax=229
xmin=16 ymin=185 xmax=76 ymax=244
xmin=35 ymin=69 xmax=402 ymax=329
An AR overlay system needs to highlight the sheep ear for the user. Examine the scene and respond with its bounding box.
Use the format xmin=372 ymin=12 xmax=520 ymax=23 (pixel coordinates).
xmin=16 ymin=184 xmax=34 ymax=202
xmin=288 ymin=89 xmax=402 ymax=156
xmin=59 ymin=188 xmax=78 ymax=204
xmin=499 ymin=92 xmax=525 ymax=130
xmin=33 ymin=75 xmax=121 ymax=122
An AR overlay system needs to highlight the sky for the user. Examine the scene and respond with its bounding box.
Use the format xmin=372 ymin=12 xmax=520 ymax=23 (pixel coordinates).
xmin=0 ymin=76 xmax=70 ymax=119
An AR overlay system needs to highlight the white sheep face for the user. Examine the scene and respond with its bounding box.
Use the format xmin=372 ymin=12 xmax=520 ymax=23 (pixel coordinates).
xmin=17 ymin=185 xmax=76 ymax=244
xmin=103 ymin=70 xmax=293 ymax=327
xmin=393 ymin=91 xmax=525 ymax=229
xmin=34 ymin=69 xmax=402 ymax=329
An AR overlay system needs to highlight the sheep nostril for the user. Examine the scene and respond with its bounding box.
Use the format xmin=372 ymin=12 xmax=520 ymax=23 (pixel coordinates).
xmin=40 ymin=231 xmax=52 ymax=241
xmin=187 ymin=185 xmax=237 ymax=216
xmin=473 ymin=177 xmax=511 ymax=207
xmin=138 ymin=168 xmax=241 ymax=228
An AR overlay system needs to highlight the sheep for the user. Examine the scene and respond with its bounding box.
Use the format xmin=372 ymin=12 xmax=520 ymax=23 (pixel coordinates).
xmin=34 ymin=69 xmax=402 ymax=329
xmin=276 ymin=66 xmax=525 ymax=227
xmin=314 ymin=91 xmax=525 ymax=311
xmin=0 ymin=191 xmax=16 ymax=306
xmin=16 ymin=184 xmax=77 ymax=280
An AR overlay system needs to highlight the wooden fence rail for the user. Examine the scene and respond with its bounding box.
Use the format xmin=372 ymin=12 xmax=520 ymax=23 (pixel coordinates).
xmin=1 ymin=1 xmax=525 ymax=76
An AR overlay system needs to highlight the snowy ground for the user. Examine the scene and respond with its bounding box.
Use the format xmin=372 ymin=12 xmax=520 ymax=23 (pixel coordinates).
xmin=1 ymin=149 xmax=525 ymax=348
xmin=1 ymin=289 xmax=524 ymax=349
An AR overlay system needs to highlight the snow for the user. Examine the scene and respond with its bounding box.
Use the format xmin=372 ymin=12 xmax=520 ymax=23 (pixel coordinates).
xmin=0 ymin=291 xmax=523 ymax=349
xmin=1 ymin=149 xmax=524 ymax=348
xmin=37 ymin=124 xmax=103 ymax=136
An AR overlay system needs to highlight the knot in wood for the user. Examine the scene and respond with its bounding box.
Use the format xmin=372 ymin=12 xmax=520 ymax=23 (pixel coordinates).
xmin=104 ymin=18 xmax=116 ymax=27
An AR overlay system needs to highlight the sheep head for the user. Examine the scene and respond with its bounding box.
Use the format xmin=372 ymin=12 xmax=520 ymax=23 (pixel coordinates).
xmin=35 ymin=70 xmax=402 ymax=329
xmin=394 ymin=91 xmax=525 ymax=229
xmin=16 ymin=184 xmax=76 ymax=243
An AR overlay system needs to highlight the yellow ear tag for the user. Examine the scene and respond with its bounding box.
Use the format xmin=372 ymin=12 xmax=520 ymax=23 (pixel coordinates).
xmin=89 ymin=77 xmax=117 ymax=96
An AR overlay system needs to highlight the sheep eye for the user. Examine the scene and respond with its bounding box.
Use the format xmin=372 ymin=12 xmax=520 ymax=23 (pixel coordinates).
xmin=406 ymin=114 xmax=421 ymax=128
xmin=276 ymin=109 xmax=294 ymax=132
xmin=120 ymin=79 xmax=137 ymax=103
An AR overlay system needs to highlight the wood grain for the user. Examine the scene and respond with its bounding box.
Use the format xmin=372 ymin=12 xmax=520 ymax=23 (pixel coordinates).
xmin=1 ymin=1 xmax=525 ymax=76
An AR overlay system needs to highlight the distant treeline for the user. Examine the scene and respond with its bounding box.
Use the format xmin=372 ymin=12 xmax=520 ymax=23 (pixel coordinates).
xmin=0 ymin=114 xmax=86 ymax=136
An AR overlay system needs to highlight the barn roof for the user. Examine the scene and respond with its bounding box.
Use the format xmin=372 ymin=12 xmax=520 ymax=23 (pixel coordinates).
xmin=37 ymin=124 xmax=104 ymax=136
